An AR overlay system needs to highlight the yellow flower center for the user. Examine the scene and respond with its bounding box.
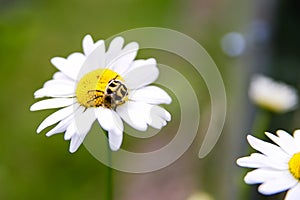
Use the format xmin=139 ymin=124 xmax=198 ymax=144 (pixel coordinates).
xmin=289 ymin=152 xmax=300 ymax=180
xmin=76 ymin=69 xmax=128 ymax=109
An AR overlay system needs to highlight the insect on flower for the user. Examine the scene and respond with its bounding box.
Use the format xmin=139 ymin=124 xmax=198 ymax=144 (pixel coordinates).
xmin=30 ymin=35 xmax=172 ymax=152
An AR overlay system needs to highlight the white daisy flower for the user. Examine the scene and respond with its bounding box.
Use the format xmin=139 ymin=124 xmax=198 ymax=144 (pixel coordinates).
xmin=237 ymin=130 xmax=300 ymax=199
xmin=30 ymin=35 xmax=172 ymax=153
xmin=249 ymin=74 xmax=298 ymax=113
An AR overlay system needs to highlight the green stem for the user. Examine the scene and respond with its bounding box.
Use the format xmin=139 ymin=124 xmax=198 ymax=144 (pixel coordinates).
xmin=251 ymin=108 xmax=272 ymax=137
xmin=107 ymin=136 xmax=113 ymax=200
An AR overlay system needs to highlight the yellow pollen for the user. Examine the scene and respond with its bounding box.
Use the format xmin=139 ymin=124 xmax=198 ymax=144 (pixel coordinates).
xmin=289 ymin=152 xmax=300 ymax=180
xmin=76 ymin=69 xmax=128 ymax=109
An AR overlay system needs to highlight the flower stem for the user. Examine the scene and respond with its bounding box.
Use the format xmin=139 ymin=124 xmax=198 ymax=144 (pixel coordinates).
xmin=252 ymin=108 xmax=271 ymax=137
xmin=106 ymin=136 xmax=113 ymax=200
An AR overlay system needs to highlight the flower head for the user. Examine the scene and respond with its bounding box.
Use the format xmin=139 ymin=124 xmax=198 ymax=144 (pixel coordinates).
xmin=237 ymin=130 xmax=300 ymax=199
xmin=30 ymin=35 xmax=172 ymax=153
xmin=249 ymin=75 xmax=298 ymax=113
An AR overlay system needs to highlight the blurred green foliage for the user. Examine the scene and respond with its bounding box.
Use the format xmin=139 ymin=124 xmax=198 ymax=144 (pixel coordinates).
xmin=0 ymin=0 xmax=178 ymax=199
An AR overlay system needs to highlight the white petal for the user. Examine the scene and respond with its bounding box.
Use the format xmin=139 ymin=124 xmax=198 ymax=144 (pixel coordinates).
xmin=116 ymin=102 xmax=170 ymax=131
xmin=277 ymin=130 xmax=300 ymax=152
xmin=148 ymin=115 xmax=168 ymax=129
xmin=109 ymin=42 xmax=139 ymax=75
xmin=286 ymin=183 xmax=300 ymax=200
xmin=147 ymin=105 xmax=171 ymax=129
xmin=247 ymin=135 xmax=290 ymax=162
xmin=37 ymin=104 xmax=79 ymax=133
xmin=69 ymin=108 xmax=96 ymax=153
xmin=82 ymin=34 xmax=105 ymax=56
xmin=43 ymin=79 xmax=75 ymax=88
xmin=45 ymin=112 xmax=76 ymax=137
xmin=116 ymin=102 xmax=147 ymax=131
xmin=105 ymin=37 xmax=124 ymax=67
xmin=30 ymin=98 xmax=75 ymax=111
xmin=34 ymin=85 xmax=75 ymax=98
xmin=108 ymin=131 xmax=123 ymax=151
xmin=258 ymin=173 xmax=297 ymax=195
xmin=64 ymin=121 xmax=77 ymax=140
xmin=52 ymin=72 xmax=72 ymax=81
xmin=51 ymin=52 xmax=85 ymax=80
xmin=95 ymin=108 xmax=124 ymax=151
xmin=78 ymin=43 xmax=106 ymax=80
xmin=293 ymin=130 xmax=300 ymax=147
xmin=129 ymin=86 xmax=172 ymax=105
xmin=75 ymin=108 xmax=96 ymax=133
xmin=69 ymin=134 xmax=84 ymax=153
xmin=46 ymin=106 xmax=84 ymax=138
xmin=123 ymin=58 xmax=159 ymax=89
xmin=82 ymin=35 xmax=94 ymax=54
xmin=95 ymin=107 xmax=123 ymax=135
xmin=244 ymin=168 xmax=290 ymax=184
xmin=265 ymin=133 xmax=296 ymax=155
xmin=237 ymin=153 xmax=288 ymax=170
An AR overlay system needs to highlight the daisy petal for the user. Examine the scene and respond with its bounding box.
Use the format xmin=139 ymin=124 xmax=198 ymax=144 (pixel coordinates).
xmin=266 ymin=131 xmax=299 ymax=155
xmin=96 ymin=107 xmax=124 ymax=150
xmin=110 ymin=42 xmax=139 ymax=75
xmin=116 ymin=102 xmax=148 ymax=131
xmin=247 ymin=135 xmax=290 ymax=162
xmin=64 ymin=121 xmax=77 ymax=140
xmin=52 ymin=72 xmax=72 ymax=81
xmin=82 ymin=34 xmax=105 ymax=56
xmin=117 ymin=102 xmax=170 ymax=131
xmin=45 ymin=113 xmax=75 ymax=137
xmin=236 ymin=153 xmax=288 ymax=170
xmin=123 ymin=58 xmax=159 ymax=89
xmin=148 ymin=115 xmax=168 ymax=129
xmin=69 ymin=134 xmax=84 ymax=153
xmin=78 ymin=43 xmax=106 ymax=80
xmin=147 ymin=105 xmax=171 ymax=129
xmin=96 ymin=107 xmax=123 ymax=135
xmin=108 ymin=131 xmax=123 ymax=151
xmin=105 ymin=37 xmax=124 ymax=67
xmin=258 ymin=173 xmax=297 ymax=195
xmin=43 ymin=79 xmax=75 ymax=88
xmin=69 ymin=108 xmax=96 ymax=153
xmin=130 ymin=86 xmax=172 ymax=105
xmin=34 ymin=85 xmax=75 ymax=98
xmin=51 ymin=52 xmax=85 ymax=80
xmin=244 ymin=168 xmax=291 ymax=184
xmin=265 ymin=132 xmax=295 ymax=155
xmin=45 ymin=107 xmax=86 ymax=137
xmin=82 ymin=35 xmax=94 ymax=55
xmin=37 ymin=104 xmax=79 ymax=133
xmin=30 ymin=98 xmax=75 ymax=111
xmin=293 ymin=130 xmax=300 ymax=147
xmin=285 ymin=183 xmax=300 ymax=200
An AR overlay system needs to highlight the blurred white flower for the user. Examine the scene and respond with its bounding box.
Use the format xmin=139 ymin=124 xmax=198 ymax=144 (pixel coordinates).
xmin=30 ymin=35 xmax=172 ymax=153
xmin=186 ymin=192 xmax=214 ymax=200
xmin=237 ymin=130 xmax=300 ymax=200
xmin=249 ymin=75 xmax=298 ymax=113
